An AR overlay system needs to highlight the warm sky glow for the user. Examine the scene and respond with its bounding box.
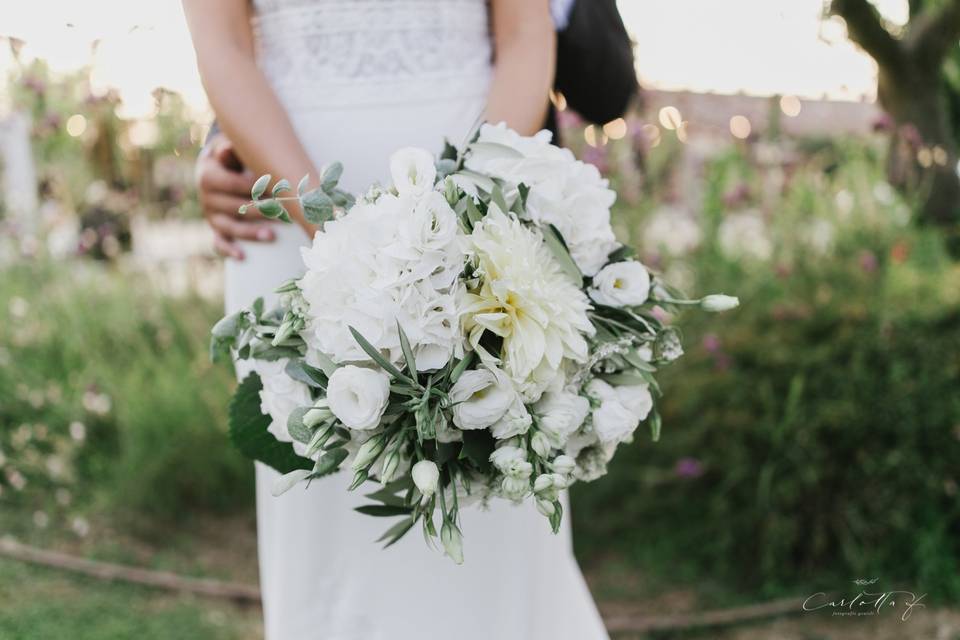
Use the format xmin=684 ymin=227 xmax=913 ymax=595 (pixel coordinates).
xmin=0 ymin=0 xmax=909 ymax=120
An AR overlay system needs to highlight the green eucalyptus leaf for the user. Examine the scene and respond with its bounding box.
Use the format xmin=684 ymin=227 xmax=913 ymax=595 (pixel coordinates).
xmin=311 ymin=447 xmax=349 ymax=478
xmin=297 ymin=173 xmax=310 ymax=196
xmin=301 ymin=189 xmax=334 ymax=225
xmin=321 ymin=162 xmax=344 ymax=191
xmin=272 ymin=178 xmax=291 ymax=196
xmin=286 ymin=407 xmax=314 ymax=444
xmin=258 ymin=199 xmax=283 ymax=218
xmin=252 ymin=174 xmax=271 ymax=200
xmin=285 ymin=359 xmax=327 ymax=388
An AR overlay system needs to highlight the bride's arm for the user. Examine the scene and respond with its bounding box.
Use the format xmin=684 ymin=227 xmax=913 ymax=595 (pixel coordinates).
xmin=485 ymin=0 xmax=556 ymax=135
xmin=182 ymin=0 xmax=317 ymax=233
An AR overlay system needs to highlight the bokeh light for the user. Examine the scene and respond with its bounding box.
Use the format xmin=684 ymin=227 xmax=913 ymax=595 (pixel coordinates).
xmin=658 ymin=106 xmax=683 ymax=130
xmin=780 ymin=95 xmax=802 ymax=117
xmin=729 ymin=115 xmax=752 ymax=139
xmin=65 ymin=114 xmax=87 ymax=137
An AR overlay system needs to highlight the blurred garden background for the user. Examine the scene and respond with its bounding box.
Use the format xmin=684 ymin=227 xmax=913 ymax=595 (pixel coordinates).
xmin=1 ymin=1 xmax=959 ymax=639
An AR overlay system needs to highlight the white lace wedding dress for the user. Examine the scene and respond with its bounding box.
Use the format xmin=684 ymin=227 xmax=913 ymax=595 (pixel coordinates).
xmin=223 ymin=1 xmax=609 ymax=638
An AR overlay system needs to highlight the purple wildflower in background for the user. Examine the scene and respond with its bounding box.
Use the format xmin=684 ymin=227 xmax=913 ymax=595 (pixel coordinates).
xmin=674 ymin=457 xmax=704 ymax=479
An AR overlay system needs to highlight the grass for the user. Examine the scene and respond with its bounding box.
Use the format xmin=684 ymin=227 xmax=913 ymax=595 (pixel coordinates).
xmin=0 ymin=558 xmax=261 ymax=640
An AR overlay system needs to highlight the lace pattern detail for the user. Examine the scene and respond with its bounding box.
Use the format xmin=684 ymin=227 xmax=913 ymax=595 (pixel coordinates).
xmin=252 ymin=0 xmax=492 ymax=109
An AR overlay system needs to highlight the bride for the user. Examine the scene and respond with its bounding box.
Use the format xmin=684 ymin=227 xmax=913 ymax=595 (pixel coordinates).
xmin=182 ymin=1 xmax=609 ymax=638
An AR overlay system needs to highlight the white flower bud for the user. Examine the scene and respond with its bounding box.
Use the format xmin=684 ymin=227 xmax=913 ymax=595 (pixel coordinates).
xmin=411 ymin=460 xmax=440 ymax=497
xmin=550 ymin=454 xmax=576 ymax=476
xmin=536 ymin=497 xmax=556 ymax=517
xmin=379 ymin=450 xmax=401 ymax=484
xmin=530 ymin=431 xmax=552 ymax=458
xmin=701 ymin=294 xmax=740 ymax=312
xmin=440 ymin=520 xmax=464 ymax=564
xmin=533 ymin=474 xmax=555 ymax=494
xmin=302 ymin=403 xmax=333 ymax=429
xmin=351 ymin=434 xmax=386 ymax=471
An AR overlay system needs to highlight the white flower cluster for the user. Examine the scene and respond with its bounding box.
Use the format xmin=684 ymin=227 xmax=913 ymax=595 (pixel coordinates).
xmin=464 ymin=123 xmax=620 ymax=277
xmin=216 ymin=123 xmax=738 ymax=561
xmin=298 ymin=148 xmax=464 ymax=372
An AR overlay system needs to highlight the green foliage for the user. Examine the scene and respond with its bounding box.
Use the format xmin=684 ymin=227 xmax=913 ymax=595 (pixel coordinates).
xmin=572 ymin=133 xmax=960 ymax=601
xmin=0 ymin=260 xmax=250 ymax=525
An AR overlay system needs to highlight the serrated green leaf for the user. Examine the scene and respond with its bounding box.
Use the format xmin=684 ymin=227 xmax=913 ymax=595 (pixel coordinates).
xmin=251 ymin=174 xmax=271 ymax=200
xmin=542 ymin=223 xmax=583 ymax=287
xmin=229 ymin=373 xmax=312 ymax=474
xmin=272 ymin=178 xmax=291 ymax=196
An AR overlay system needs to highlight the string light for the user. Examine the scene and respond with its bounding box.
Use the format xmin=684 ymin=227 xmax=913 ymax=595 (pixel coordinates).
xmin=780 ymin=95 xmax=802 ymax=117
xmin=729 ymin=115 xmax=751 ymax=139
xmin=602 ymin=118 xmax=627 ymax=140
xmin=65 ymin=114 xmax=87 ymax=137
xmin=658 ymin=106 xmax=682 ymax=131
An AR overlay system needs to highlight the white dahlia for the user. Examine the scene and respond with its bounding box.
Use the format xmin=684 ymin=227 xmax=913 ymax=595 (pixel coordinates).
xmin=461 ymin=205 xmax=594 ymax=401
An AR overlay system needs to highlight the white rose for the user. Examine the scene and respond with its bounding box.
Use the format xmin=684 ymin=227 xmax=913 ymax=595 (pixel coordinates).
xmin=450 ymin=367 xmax=516 ymax=430
xmin=326 ymin=365 xmax=391 ymax=430
xmin=411 ymin=460 xmax=440 ymax=497
xmin=254 ymin=359 xmax=312 ymax=444
xmin=592 ymin=398 xmax=639 ymax=444
xmin=534 ymin=390 xmax=590 ymax=446
xmin=615 ymin=384 xmax=653 ymax=422
xmin=588 ymin=261 xmax=651 ymax=307
xmin=389 ymin=147 xmax=436 ymax=197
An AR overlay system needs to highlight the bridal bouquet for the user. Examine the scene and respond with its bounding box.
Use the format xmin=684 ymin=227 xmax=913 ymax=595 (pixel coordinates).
xmin=211 ymin=123 xmax=738 ymax=563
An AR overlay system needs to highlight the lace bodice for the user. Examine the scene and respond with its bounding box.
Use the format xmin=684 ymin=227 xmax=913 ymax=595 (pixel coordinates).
xmin=252 ymin=0 xmax=492 ymax=110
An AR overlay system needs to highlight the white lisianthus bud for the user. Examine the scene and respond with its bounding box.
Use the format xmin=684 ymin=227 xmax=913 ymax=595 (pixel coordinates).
xmin=588 ymin=261 xmax=651 ymax=307
xmin=550 ymin=454 xmax=576 ymax=476
xmin=379 ymin=450 xmax=401 ymax=484
xmin=302 ymin=402 xmax=333 ymax=429
xmin=351 ymin=434 xmax=386 ymax=471
xmin=536 ymin=497 xmax=556 ymax=517
xmin=615 ymin=384 xmax=653 ymax=422
xmin=326 ymin=366 xmax=391 ymax=430
xmin=411 ymin=460 xmax=440 ymax=497
xmin=440 ymin=520 xmax=464 ymax=564
xmin=533 ymin=474 xmax=555 ymax=494
xmin=592 ymin=399 xmax=640 ymax=444
xmin=389 ymin=147 xmax=437 ymax=197
xmin=700 ymin=294 xmax=740 ymax=312
xmin=531 ymin=431 xmax=553 ymax=458
xmin=450 ymin=367 xmax=516 ymax=431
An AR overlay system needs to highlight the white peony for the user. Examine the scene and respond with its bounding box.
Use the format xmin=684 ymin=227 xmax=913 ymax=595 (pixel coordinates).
xmin=449 ymin=367 xmax=517 ymax=431
xmin=461 ymin=205 xmax=594 ymax=399
xmin=253 ymin=359 xmax=312 ymax=444
xmin=298 ymin=184 xmax=465 ymax=373
xmin=389 ymin=147 xmax=436 ymax=197
xmin=464 ymin=122 xmax=619 ymax=276
xmin=588 ymin=261 xmax=651 ymax=307
xmin=326 ymin=365 xmax=391 ymax=430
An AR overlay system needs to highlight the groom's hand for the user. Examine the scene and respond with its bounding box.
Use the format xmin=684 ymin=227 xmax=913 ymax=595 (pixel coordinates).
xmin=196 ymin=133 xmax=275 ymax=260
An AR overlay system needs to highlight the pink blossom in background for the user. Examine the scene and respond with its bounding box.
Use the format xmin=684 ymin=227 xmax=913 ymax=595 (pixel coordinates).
xmin=858 ymin=250 xmax=879 ymax=273
xmin=702 ymin=333 xmax=721 ymax=354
